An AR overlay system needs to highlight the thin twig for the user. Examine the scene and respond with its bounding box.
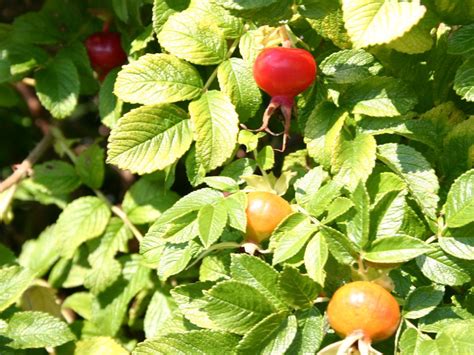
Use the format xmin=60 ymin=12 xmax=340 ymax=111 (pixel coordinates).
xmin=0 ymin=132 xmax=53 ymax=193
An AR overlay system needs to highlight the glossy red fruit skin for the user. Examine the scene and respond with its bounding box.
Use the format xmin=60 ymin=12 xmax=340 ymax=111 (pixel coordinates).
xmin=327 ymin=281 xmax=401 ymax=343
xmin=253 ymin=47 xmax=317 ymax=98
xmin=245 ymin=191 xmax=293 ymax=243
xmin=85 ymin=32 xmax=127 ymax=74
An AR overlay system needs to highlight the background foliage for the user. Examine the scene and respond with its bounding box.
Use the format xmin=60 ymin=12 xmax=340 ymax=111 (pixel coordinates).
xmin=0 ymin=0 xmax=473 ymax=354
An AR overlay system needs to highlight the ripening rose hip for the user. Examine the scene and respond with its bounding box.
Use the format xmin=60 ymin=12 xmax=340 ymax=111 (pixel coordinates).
xmin=85 ymin=31 xmax=127 ymax=79
xmin=245 ymin=191 xmax=293 ymax=243
xmin=253 ymin=47 xmax=317 ymax=98
xmin=327 ymin=281 xmax=401 ymax=343
xmin=252 ymin=47 xmax=317 ymax=151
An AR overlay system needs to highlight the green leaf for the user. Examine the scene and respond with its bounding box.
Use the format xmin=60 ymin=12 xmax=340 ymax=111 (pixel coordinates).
xmin=188 ymin=0 xmax=244 ymax=38
xmin=198 ymin=203 xmax=228 ymax=248
xmin=90 ymin=256 xmax=151 ymax=336
xmin=454 ymin=56 xmax=474 ymax=102
xmin=217 ymin=58 xmax=262 ymax=121
xmin=203 ymin=176 xmax=239 ymax=192
xmin=436 ymin=320 xmax=474 ymax=354
xmin=99 ymin=69 xmax=123 ymax=129
xmin=19 ymin=225 xmax=60 ymax=277
xmin=114 ymin=54 xmax=203 ymax=105
xmin=59 ymin=41 xmax=98 ymax=95
xmin=304 ymin=102 xmax=347 ymax=169
xmin=32 ymin=160 xmax=81 ymax=195
xmin=419 ymin=306 xmax=467 ymax=333
xmin=216 ymin=0 xmax=293 ymax=26
xmin=386 ymin=13 xmax=435 ymax=54
xmin=399 ymin=327 xmax=431 ymax=355
xmin=158 ymin=242 xmax=199 ymax=280
xmin=35 ymin=57 xmax=79 ymax=119
xmin=439 ymin=236 xmax=474 ymax=261
xmin=0 ymin=84 xmax=20 ymax=108
xmin=55 ymin=196 xmax=111 ymax=258
xmin=75 ymin=337 xmax=129 ymax=355
xmin=270 ymin=213 xmax=317 ymax=265
xmin=363 ymin=235 xmax=433 ymax=263
xmin=107 ymin=104 xmax=193 ymax=174
xmin=0 ymin=265 xmax=34 ymax=312
xmin=129 ymin=25 xmax=155 ymax=56
xmin=11 ymin=12 xmax=62 ymax=45
xmin=144 ymin=291 xmax=176 ymax=339
xmin=0 ymin=244 xmax=15 ymax=266
xmin=403 ymin=285 xmax=445 ymax=319
xmin=203 ymin=280 xmax=275 ymax=334
xmin=358 ymin=115 xmax=438 ymax=149
xmin=256 ymin=146 xmax=275 ymax=171
xmin=287 ymin=308 xmax=325 ymax=355
xmin=444 ymin=169 xmax=474 ymax=228
xmin=278 ymin=266 xmax=320 ymax=309
xmin=172 ymin=281 xmax=217 ymax=329
xmin=140 ymin=195 xmax=220 ymax=262
xmin=345 ymin=182 xmax=371 ymax=248
xmin=377 ymin=143 xmax=439 ymax=223
xmin=448 ymin=24 xmax=474 ymax=55
xmin=0 ymin=41 xmax=48 ymax=83
xmin=189 ymin=90 xmax=239 ymax=172
xmin=416 ymin=246 xmax=472 ymax=286
xmin=88 ymin=218 xmax=131 ymax=267
xmin=320 ymin=226 xmax=358 ymax=264
xmin=62 ymin=292 xmax=93 ymax=321
xmin=339 ymin=76 xmax=417 ymax=117
xmin=333 ymin=133 xmax=376 ymax=191
xmin=319 ymin=49 xmax=379 ymax=84
xmin=123 ymin=178 xmax=179 ymax=225
xmin=342 ymin=0 xmax=427 ymax=47
xmin=303 ymin=2 xmax=351 ymax=49
xmin=152 ymin=188 xmax=223 ymax=227
xmin=133 ymin=330 xmax=239 ymax=355
xmin=223 ymin=191 xmax=247 ymax=232
xmin=5 ymin=311 xmax=74 ymax=349
xmin=200 ymin=252 xmax=231 ymax=282
xmin=230 ymin=254 xmax=286 ymax=311
xmin=238 ymin=26 xmax=282 ymax=64
xmin=158 ymin=10 xmax=227 ymax=65
xmin=220 ymin=158 xmax=257 ymax=182
xmin=152 ymin=0 xmax=189 ymax=35
xmin=84 ymin=258 xmax=122 ymax=294
xmin=304 ymin=233 xmax=328 ymax=286
xmin=370 ymin=190 xmax=407 ymax=240
xmin=236 ymin=313 xmax=298 ymax=355
xmin=294 ymin=166 xmax=328 ymax=206
xmin=75 ymin=144 xmax=105 ymax=189
xmin=441 ymin=117 xmax=474 ymax=182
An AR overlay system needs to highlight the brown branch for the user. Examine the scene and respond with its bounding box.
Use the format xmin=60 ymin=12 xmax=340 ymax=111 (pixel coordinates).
xmin=0 ymin=132 xmax=53 ymax=193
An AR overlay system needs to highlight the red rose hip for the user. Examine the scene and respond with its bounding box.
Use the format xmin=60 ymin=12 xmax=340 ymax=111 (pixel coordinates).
xmin=252 ymin=47 xmax=317 ymax=151
xmin=85 ymin=32 xmax=127 ymax=78
xmin=254 ymin=47 xmax=316 ymax=98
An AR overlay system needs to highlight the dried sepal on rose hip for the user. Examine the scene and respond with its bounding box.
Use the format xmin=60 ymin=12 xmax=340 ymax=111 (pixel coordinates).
xmin=242 ymin=191 xmax=292 ymax=254
xmin=85 ymin=30 xmax=127 ymax=81
xmin=252 ymin=41 xmax=317 ymax=151
xmin=318 ymin=281 xmax=401 ymax=355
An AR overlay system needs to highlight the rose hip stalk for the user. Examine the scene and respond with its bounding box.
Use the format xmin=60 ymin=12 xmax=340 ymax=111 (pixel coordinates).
xmin=253 ymin=46 xmax=317 ymax=151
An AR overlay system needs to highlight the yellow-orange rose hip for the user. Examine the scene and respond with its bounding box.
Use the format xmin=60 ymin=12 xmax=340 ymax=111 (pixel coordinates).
xmin=327 ymin=281 xmax=401 ymax=342
xmin=245 ymin=191 xmax=292 ymax=243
